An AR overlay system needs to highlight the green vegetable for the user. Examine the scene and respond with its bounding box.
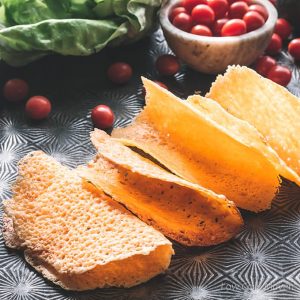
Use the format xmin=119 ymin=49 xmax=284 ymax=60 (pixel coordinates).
xmin=0 ymin=0 xmax=161 ymax=66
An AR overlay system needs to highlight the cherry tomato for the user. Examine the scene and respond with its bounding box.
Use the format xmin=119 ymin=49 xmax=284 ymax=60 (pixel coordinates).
xmin=107 ymin=62 xmax=132 ymax=84
xmin=173 ymin=12 xmax=193 ymax=31
xmin=3 ymin=79 xmax=29 ymax=102
xmin=25 ymin=96 xmax=51 ymax=120
xmin=182 ymin=0 xmax=207 ymax=13
xmin=221 ymin=19 xmax=246 ymax=36
xmin=169 ymin=7 xmax=188 ymax=21
xmin=274 ymin=18 xmax=292 ymax=40
xmin=213 ymin=18 xmax=229 ymax=36
xmin=255 ymin=56 xmax=276 ymax=76
xmin=267 ymin=65 xmax=291 ymax=86
xmin=228 ymin=1 xmax=248 ymax=19
xmin=154 ymin=81 xmax=168 ymax=90
xmin=191 ymin=4 xmax=215 ymax=26
xmin=266 ymin=33 xmax=282 ymax=55
xmin=91 ymin=105 xmax=114 ymax=129
xmin=156 ymin=55 xmax=180 ymax=76
xmin=248 ymin=4 xmax=268 ymax=21
xmin=191 ymin=24 xmax=213 ymax=36
xmin=288 ymin=38 xmax=300 ymax=61
xmin=207 ymin=0 xmax=229 ymax=19
xmin=243 ymin=11 xmax=265 ymax=32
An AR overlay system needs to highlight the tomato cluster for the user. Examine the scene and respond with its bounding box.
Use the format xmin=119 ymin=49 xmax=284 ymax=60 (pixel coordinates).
xmin=5 ymin=0 xmax=299 ymax=129
xmin=256 ymin=15 xmax=300 ymax=87
xmin=255 ymin=56 xmax=291 ymax=86
xmin=169 ymin=0 xmax=271 ymax=37
xmin=3 ymin=79 xmax=51 ymax=120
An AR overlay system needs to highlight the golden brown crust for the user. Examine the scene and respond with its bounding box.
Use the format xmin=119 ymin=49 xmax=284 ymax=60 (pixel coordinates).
xmin=78 ymin=130 xmax=243 ymax=247
xmin=207 ymin=65 xmax=300 ymax=180
xmin=24 ymin=244 xmax=172 ymax=290
xmin=112 ymin=78 xmax=282 ymax=212
xmin=3 ymin=151 xmax=173 ymax=291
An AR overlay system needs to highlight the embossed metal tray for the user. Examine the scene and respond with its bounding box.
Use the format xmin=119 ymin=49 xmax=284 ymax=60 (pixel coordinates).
xmin=1 ymin=14 xmax=300 ymax=299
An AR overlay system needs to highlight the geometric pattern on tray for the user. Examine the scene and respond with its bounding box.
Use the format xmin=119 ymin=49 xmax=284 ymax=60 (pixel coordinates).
xmin=1 ymin=25 xmax=300 ymax=299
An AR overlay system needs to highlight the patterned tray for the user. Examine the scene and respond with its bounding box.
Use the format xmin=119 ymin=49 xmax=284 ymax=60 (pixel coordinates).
xmin=1 ymin=7 xmax=300 ymax=299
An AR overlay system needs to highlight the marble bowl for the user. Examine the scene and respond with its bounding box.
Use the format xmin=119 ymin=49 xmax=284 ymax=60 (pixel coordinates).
xmin=160 ymin=0 xmax=278 ymax=74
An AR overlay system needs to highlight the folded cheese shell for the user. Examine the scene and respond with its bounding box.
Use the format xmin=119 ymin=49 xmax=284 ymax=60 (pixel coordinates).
xmin=77 ymin=129 xmax=243 ymax=246
xmin=187 ymin=95 xmax=300 ymax=186
xmin=3 ymin=151 xmax=173 ymax=291
xmin=207 ymin=65 xmax=300 ymax=179
xmin=112 ymin=78 xmax=281 ymax=212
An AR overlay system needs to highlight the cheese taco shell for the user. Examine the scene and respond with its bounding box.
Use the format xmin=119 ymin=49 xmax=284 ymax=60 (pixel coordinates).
xmin=78 ymin=130 xmax=243 ymax=246
xmin=112 ymin=78 xmax=284 ymax=212
xmin=3 ymin=151 xmax=173 ymax=291
xmin=208 ymin=65 xmax=300 ymax=179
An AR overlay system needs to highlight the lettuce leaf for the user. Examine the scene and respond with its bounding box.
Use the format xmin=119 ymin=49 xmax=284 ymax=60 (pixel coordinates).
xmin=0 ymin=0 xmax=161 ymax=66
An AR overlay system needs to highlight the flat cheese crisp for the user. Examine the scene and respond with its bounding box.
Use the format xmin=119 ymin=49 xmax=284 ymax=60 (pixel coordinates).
xmin=3 ymin=151 xmax=173 ymax=291
xmin=207 ymin=65 xmax=300 ymax=178
xmin=112 ymin=78 xmax=282 ymax=212
xmin=78 ymin=129 xmax=243 ymax=246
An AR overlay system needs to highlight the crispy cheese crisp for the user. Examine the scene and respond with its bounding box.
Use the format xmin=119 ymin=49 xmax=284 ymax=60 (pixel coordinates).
xmin=3 ymin=151 xmax=173 ymax=291
xmin=207 ymin=65 xmax=300 ymax=178
xmin=77 ymin=130 xmax=242 ymax=246
xmin=112 ymin=78 xmax=282 ymax=212
xmin=187 ymin=95 xmax=300 ymax=186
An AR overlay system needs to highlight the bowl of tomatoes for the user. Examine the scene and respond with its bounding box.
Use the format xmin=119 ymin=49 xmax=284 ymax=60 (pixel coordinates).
xmin=160 ymin=0 xmax=277 ymax=74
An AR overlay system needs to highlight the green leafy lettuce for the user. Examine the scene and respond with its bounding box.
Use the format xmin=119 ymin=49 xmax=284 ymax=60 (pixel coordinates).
xmin=0 ymin=0 xmax=161 ymax=66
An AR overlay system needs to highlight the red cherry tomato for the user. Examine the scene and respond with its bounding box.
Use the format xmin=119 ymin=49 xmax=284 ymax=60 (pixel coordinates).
xmin=191 ymin=4 xmax=215 ymax=26
xmin=243 ymin=11 xmax=265 ymax=32
xmin=207 ymin=0 xmax=229 ymax=19
xmin=91 ymin=105 xmax=114 ymax=129
xmin=25 ymin=96 xmax=51 ymax=120
xmin=213 ymin=18 xmax=229 ymax=35
xmin=266 ymin=33 xmax=282 ymax=55
xmin=156 ymin=55 xmax=180 ymax=76
xmin=191 ymin=24 xmax=212 ymax=36
xmin=228 ymin=1 xmax=248 ymax=19
xmin=248 ymin=4 xmax=268 ymax=21
xmin=173 ymin=12 xmax=193 ymax=31
xmin=221 ymin=19 xmax=246 ymax=36
xmin=3 ymin=79 xmax=29 ymax=102
xmin=255 ymin=56 xmax=276 ymax=76
xmin=267 ymin=65 xmax=291 ymax=86
xmin=288 ymin=38 xmax=300 ymax=60
xmin=154 ymin=81 xmax=168 ymax=90
xmin=169 ymin=7 xmax=188 ymax=21
xmin=274 ymin=18 xmax=292 ymax=40
xmin=107 ymin=62 xmax=132 ymax=84
xmin=182 ymin=0 xmax=207 ymax=12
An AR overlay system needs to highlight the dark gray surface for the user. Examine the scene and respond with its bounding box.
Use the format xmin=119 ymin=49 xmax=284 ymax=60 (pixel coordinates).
xmin=1 ymin=21 xmax=300 ymax=299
